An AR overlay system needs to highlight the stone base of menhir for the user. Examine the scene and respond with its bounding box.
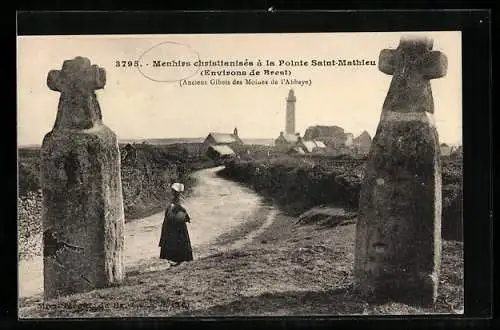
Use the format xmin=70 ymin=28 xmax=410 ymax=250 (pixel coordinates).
xmin=354 ymin=111 xmax=442 ymax=306
xmin=41 ymin=123 xmax=125 ymax=300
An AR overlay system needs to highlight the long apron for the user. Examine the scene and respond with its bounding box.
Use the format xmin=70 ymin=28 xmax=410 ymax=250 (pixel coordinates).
xmin=159 ymin=203 xmax=193 ymax=262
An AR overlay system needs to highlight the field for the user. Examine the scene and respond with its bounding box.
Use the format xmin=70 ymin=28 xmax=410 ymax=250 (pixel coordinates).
xmin=19 ymin=208 xmax=463 ymax=317
xmin=18 ymin=144 xmax=463 ymax=317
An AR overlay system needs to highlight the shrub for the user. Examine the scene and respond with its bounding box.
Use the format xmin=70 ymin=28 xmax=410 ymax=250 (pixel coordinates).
xmin=18 ymin=144 xmax=214 ymax=225
xmin=220 ymin=155 xmax=463 ymax=241
xmin=18 ymin=163 xmax=41 ymax=196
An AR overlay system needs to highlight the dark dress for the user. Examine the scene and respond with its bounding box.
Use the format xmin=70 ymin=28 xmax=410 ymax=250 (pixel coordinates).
xmin=159 ymin=203 xmax=193 ymax=262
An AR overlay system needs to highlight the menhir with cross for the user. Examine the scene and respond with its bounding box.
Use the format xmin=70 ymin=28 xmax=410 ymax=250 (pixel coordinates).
xmin=40 ymin=57 xmax=126 ymax=300
xmin=354 ymin=36 xmax=447 ymax=306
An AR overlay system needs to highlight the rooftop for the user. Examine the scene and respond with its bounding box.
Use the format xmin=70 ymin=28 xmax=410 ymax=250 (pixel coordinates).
xmin=206 ymin=133 xmax=240 ymax=144
xmin=208 ymin=144 xmax=236 ymax=156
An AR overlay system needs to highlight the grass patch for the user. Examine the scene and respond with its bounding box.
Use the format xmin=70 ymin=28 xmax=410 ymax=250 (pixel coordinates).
xmin=19 ymin=211 xmax=463 ymax=318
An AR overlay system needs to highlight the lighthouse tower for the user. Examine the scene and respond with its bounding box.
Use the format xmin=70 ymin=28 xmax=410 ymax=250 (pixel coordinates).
xmin=285 ymin=89 xmax=296 ymax=135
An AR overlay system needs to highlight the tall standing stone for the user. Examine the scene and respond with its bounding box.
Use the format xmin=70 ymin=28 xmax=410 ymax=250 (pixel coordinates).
xmin=41 ymin=57 xmax=125 ymax=300
xmin=354 ymin=36 xmax=447 ymax=305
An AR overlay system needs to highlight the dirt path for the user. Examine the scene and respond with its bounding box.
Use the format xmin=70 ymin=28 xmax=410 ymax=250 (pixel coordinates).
xmin=18 ymin=166 xmax=276 ymax=299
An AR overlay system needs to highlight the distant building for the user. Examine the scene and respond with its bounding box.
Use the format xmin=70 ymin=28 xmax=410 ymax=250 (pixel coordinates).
xmin=206 ymin=144 xmax=236 ymax=162
xmin=303 ymin=125 xmax=350 ymax=149
xmin=313 ymin=141 xmax=327 ymax=149
xmin=353 ymin=131 xmax=372 ymax=154
xmin=285 ymin=89 xmax=296 ymax=135
xmin=299 ymin=140 xmax=317 ymax=153
xmin=297 ymin=137 xmax=327 ymax=153
xmin=275 ymin=90 xmax=300 ymax=151
xmin=273 ymin=90 xmax=348 ymax=153
xmin=304 ymin=125 xmax=344 ymax=138
xmin=203 ymin=127 xmax=243 ymax=148
xmin=275 ymin=131 xmax=300 ymax=150
xmin=276 ymin=130 xmax=327 ymax=154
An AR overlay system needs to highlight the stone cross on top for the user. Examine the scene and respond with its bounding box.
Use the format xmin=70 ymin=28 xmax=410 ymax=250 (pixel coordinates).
xmin=378 ymin=35 xmax=448 ymax=114
xmin=47 ymin=56 xmax=106 ymax=130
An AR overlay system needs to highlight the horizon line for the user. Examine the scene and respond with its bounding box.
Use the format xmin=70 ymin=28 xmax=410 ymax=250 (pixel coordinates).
xmin=19 ymin=137 xmax=463 ymax=148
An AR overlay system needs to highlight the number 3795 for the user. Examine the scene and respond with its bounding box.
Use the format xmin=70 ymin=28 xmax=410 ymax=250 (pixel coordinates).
xmin=116 ymin=60 xmax=140 ymax=67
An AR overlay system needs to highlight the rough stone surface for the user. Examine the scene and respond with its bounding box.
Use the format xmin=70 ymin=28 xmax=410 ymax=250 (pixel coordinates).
xmin=354 ymin=35 xmax=447 ymax=305
xmin=41 ymin=57 xmax=125 ymax=300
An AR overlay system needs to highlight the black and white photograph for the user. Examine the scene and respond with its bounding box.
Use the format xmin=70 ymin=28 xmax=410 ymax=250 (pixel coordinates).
xmin=17 ymin=30 xmax=464 ymax=317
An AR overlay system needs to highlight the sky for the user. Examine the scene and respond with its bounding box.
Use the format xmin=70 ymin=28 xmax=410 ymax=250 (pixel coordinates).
xmin=17 ymin=31 xmax=462 ymax=146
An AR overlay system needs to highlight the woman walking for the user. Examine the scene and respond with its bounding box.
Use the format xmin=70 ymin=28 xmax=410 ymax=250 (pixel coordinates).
xmin=159 ymin=182 xmax=193 ymax=266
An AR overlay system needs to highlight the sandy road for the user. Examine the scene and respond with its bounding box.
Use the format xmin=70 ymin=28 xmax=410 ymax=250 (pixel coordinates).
xmin=18 ymin=166 xmax=275 ymax=298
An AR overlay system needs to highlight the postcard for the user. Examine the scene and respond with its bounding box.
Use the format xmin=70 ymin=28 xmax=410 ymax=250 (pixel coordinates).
xmin=17 ymin=31 xmax=463 ymax=318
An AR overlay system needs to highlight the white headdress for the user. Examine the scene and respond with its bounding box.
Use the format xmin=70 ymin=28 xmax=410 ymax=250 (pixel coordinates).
xmin=171 ymin=182 xmax=185 ymax=193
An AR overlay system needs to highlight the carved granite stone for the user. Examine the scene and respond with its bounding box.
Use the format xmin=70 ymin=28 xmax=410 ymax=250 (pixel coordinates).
xmin=354 ymin=36 xmax=447 ymax=305
xmin=41 ymin=57 xmax=125 ymax=300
